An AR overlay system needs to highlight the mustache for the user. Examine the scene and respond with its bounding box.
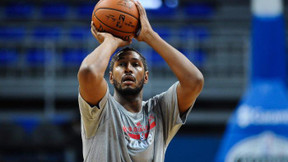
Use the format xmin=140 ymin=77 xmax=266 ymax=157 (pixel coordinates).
xmin=121 ymin=74 xmax=136 ymax=82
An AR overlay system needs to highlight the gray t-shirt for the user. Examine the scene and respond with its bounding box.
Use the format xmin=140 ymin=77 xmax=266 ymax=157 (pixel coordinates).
xmin=78 ymin=82 xmax=193 ymax=162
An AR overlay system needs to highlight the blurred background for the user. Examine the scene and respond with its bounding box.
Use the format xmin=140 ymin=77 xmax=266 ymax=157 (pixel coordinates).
xmin=0 ymin=0 xmax=287 ymax=161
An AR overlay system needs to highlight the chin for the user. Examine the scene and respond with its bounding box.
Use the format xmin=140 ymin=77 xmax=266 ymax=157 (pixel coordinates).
xmin=116 ymin=85 xmax=143 ymax=96
xmin=121 ymin=88 xmax=140 ymax=96
xmin=113 ymin=79 xmax=144 ymax=96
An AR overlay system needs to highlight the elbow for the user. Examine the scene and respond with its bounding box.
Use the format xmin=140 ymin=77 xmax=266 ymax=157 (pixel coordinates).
xmin=186 ymin=71 xmax=204 ymax=95
xmin=78 ymin=65 xmax=101 ymax=83
xmin=196 ymin=73 xmax=204 ymax=93
xmin=193 ymin=73 xmax=204 ymax=94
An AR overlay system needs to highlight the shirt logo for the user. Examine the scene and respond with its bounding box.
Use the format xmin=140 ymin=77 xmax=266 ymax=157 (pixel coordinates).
xmin=122 ymin=114 xmax=156 ymax=141
xmin=122 ymin=114 xmax=156 ymax=150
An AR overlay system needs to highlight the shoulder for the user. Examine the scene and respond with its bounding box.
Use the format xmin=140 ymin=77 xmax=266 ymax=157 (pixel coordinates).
xmin=143 ymin=82 xmax=179 ymax=110
xmin=153 ymin=81 xmax=179 ymax=102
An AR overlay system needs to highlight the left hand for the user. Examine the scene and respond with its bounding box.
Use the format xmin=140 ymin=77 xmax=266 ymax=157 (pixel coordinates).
xmin=134 ymin=0 xmax=155 ymax=42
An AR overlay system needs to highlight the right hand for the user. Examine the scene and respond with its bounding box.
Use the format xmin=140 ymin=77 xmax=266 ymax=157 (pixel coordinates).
xmin=91 ymin=21 xmax=131 ymax=48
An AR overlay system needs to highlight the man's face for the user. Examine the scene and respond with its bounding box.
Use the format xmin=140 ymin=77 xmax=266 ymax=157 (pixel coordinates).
xmin=109 ymin=51 xmax=148 ymax=96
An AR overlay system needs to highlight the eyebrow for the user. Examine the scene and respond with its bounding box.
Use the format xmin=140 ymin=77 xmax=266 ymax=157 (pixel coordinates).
xmin=117 ymin=57 xmax=141 ymax=61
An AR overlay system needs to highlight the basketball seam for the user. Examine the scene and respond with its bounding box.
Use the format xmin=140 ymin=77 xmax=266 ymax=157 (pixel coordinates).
xmin=93 ymin=12 xmax=136 ymax=34
xmin=95 ymin=7 xmax=139 ymax=20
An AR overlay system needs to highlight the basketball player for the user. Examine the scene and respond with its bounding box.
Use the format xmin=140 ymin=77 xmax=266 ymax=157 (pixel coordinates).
xmin=77 ymin=1 xmax=204 ymax=161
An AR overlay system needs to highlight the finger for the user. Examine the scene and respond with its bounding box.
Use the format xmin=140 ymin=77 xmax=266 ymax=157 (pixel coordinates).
xmin=92 ymin=26 xmax=97 ymax=33
xmin=91 ymin=21 xmax=96 ymax=31
xmin=136 ymin=27 xmax=141 ymax=37
xmin=131 ymin=0 xmax=138 ymax=5
xmin=91 ymin=26 xmax=97 ymax=36
xmin=91 ymin=22 xmax=97 ymax=31
xmin=135 ymin=1 xmax=146 ymax=17
xmin=134 ymin=1 xmax=142 ymax=14
xmin=90 ymin=28 xmax=98 ymax=39
xmin=128 ymin=39 xmax=132 ymax=44
xmin=91 ymin=24 xmax=100 ymax=37
xmin=123 ymin=40 xmax=132 ymax=46
xmin=91 ymin=28 xmax=103 ymax=43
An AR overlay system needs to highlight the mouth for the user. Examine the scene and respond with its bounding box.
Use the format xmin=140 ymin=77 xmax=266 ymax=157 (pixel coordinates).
xmin=122 ymin=75 xmax=136 ymax=84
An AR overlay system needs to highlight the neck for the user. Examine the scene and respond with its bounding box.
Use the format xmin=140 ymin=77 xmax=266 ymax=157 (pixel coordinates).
xmin=114 ymin=90 xmax=143 ymax=113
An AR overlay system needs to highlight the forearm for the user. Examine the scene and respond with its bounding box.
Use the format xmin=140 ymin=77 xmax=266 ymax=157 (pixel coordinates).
xmin=146 ymin=32 xmax=203 ymax=86
xmin=77 ymin=39 xmax=118 ymax=105
xmin=135 ymin=0 xmax=203 ymax=113
xmin=80 ymin=39 xmax=118 ymax=77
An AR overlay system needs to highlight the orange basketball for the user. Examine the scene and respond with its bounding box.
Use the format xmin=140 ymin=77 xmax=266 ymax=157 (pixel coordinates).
xmin=92 ymin=0 xmax=139 ymax=41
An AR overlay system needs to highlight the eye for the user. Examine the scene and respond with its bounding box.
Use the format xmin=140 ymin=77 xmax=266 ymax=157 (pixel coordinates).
xmin=119 ymin=62 xmax=126 ymax=67
xmin=132 ymin=62 xmax=140 ymax=67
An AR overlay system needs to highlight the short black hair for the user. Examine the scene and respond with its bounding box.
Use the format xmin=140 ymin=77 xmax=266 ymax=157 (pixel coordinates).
xmin=109 ymin=47 xmax=148 ymax=72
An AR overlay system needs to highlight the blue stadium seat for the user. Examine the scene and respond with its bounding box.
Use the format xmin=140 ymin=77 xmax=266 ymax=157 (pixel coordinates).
xmin=41 ymin=3 xmax=68 ymax=18
xmin=62 ymin=48 xmax=88 ymax=66
xmin=184 ymin=3 xmax=214 ymax=18
xmin=146 ymin=6 xmax=177 ymax=18
xmin=180 ymin=26 xmax=210 ymax=41
xmin=150 ymin=50 xmax=165 ymax=68
xmin=191 ymin=49 xmax=206 ymax=67
xmin=26 ymin=48 xmax=51 ymax=65
xmin=193 ymin=27 xmax=210 ymax=41
xmin=153 ymin=27 xmax=172 ymax=40
xmin=176 ymin=47 xmax=205 ymax=67
xmin=0 ymin=49 xmax=18 ymax=65
xmin=135 ymin=49 xmax=151 ymax=67
xmin=32 ymin=27 xmax=61 ymax=40
xmin=14 ymin=116 xmax=40 ymax=135
xmin=69 ymin=26 xmax=91 ymax=40
xmin=177 ymin=48 xmax=189 ymax=57
xmin=5 ymin=3 xmax=33 ymax=19
xmin=0 ymin=26 xmax=25 ymax=41
xmin=76 ymin=2 xmax=95 ymax=18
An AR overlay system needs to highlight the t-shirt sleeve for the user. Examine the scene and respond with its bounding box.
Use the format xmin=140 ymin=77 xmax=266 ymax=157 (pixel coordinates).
xmin=78 ymin=87 xmax=109 ymax=138
xmin=157 ymin=81 xmax=193 ymax=145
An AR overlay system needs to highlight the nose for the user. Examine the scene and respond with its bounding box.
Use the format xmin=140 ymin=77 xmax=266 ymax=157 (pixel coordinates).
xmin=124 ymin=63 xmax=133 ymax=73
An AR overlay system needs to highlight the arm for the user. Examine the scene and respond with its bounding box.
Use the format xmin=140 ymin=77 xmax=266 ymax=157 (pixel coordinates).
xmin=78 ymin=22 xmax=131 ymax=106
xmin=135 ymin=1 xmax=204 ymax=113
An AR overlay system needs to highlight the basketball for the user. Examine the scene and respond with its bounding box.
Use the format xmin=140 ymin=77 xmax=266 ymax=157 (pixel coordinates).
xmin=92 ymin=0 xmax=139 ymax=41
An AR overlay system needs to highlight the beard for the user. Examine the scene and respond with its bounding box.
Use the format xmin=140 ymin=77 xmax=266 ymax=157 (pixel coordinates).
xmin=113 ymin=77 xmax=144 ymax=96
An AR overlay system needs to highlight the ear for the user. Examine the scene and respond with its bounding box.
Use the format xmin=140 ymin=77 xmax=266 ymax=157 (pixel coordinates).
xmin=144 ymin=71 xmax=149 ymax=84
xmin=109 ymin=71 xmax=114 ymax=84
